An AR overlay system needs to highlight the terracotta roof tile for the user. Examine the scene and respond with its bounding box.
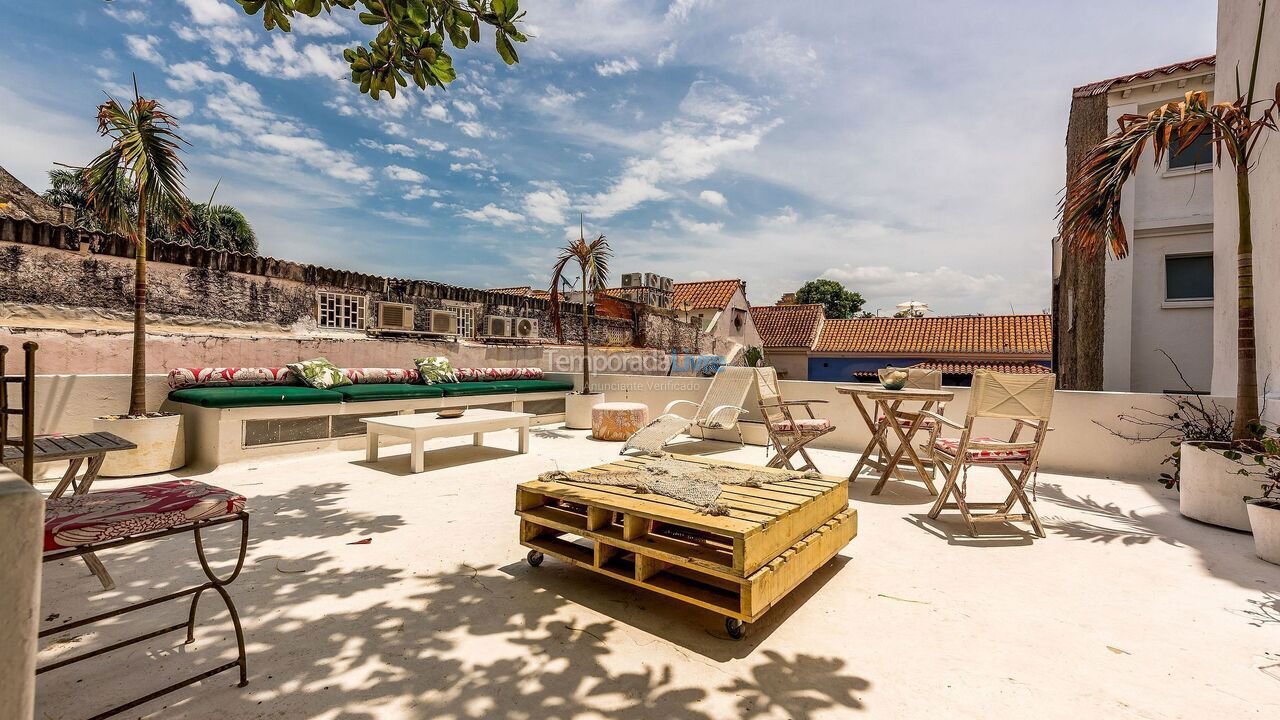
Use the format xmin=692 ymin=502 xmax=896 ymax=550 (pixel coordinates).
xmin=672 ymin=279 xmax=742 ymax=311
xmin=813 ymin=315 xmax=1052 ymax=356
xmin=749 ymin=304 xmax=825 ymax=348
xmin=852 ymin=360 xmax=1053 ymax=378
xmin=1073 ymin=55 xmax=1215 ymax=98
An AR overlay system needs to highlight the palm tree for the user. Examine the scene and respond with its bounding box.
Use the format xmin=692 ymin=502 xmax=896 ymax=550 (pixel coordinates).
xmin=84 ymin=86 xmax=190 ymax=417
xmin=548 ymin=219 xmax=611 ymax=394
xmin=1061 ymin=0 xmax=1276 ymax=442
xmin=188 ymin=202 xmax=258 ymax=254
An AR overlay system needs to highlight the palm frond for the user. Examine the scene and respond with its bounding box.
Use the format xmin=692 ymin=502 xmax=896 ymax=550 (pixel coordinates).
xmin=86 ymin=94 xmax=190 ymax=238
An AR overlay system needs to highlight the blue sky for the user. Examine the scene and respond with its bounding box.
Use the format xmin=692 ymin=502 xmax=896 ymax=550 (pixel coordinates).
xmin=0 ymin=0 xmax=1216 ymax=314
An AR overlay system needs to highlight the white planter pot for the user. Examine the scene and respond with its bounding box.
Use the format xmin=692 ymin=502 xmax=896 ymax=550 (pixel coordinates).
xmin=1247 ymin=501 xmax=1280 ymax=565
xmin=1178 ymin=442 xmax=1256 ymax=532
xmin=565 ymin=392 xmax=606 ymax=430
xmin=93 ymin=414 xmax=186 ymax=477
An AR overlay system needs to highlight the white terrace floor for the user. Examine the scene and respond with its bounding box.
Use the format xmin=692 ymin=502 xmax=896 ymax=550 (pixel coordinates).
xmin=35 ymin=429 xmax=1280 ymax=720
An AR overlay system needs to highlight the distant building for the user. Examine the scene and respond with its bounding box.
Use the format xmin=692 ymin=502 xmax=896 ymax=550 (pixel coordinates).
xmin=671 ymin=279 xmax=762 ymax=350
xmin=0 ymin=165 xmax=67 ymax=224
xmin=1054 ymin=55 xmax=1217 ymax=393
xmin=776 ymin=293 xmax=797 ymax=305
xmin=749 ymin=304 xmax=825 ymax=380
xmin=807 ymin=314 xmax=1053 ymax=384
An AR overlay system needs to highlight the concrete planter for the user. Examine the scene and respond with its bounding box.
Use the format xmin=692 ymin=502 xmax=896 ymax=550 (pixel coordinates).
xmin=565 ymin=392 xmax=606 ymax=430
xmin=94 ymin=413 xmax=186 ymax=477
xmin=1178 ymin=442 xmax=1255 ymax=532
xmin=1247 ymin=501 xmax=1280 ymax=565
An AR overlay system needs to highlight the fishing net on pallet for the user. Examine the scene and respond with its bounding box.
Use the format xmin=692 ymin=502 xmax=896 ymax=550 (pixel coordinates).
xmin=538 ymin=454 xmax=821 ymax=516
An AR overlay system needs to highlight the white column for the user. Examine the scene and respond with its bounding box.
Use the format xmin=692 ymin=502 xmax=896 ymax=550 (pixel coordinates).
xmin=0 ymin=477 xmax=43 ymax=720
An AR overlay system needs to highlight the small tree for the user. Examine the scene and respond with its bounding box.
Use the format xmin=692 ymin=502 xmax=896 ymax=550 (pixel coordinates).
xmin=796 ymin=279 xmax=865 ymax=319
xmin=84 ymin=87 xmax=190 ymax=417
xmin=548 ymin=220 xmax=611 ymax=394
xmin=1061 ymin=0 xmax=1276 ymax=442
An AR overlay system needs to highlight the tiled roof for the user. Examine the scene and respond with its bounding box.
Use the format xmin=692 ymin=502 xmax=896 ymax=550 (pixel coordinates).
xmin=1073 ymin=55 xmax=1215 ymax=98
xmin=672 ymin=279 xmax=743 ymax=311
xmin=749 ymin=304 xmax=825 ymax=348
xmin=813 ymin=315 xmax=1052 ymax=356
xmin=489 ymin=286 xmax=550 ymax=299
xmin=852 ymin=361 xmax=1053 ymax=378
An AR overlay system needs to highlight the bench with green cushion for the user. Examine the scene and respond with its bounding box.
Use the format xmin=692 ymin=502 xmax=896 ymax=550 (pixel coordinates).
xmin=332 ymin=384 xmax=446 ymax=402
xmin=437 ymin=382 xmax=512 ymax=397
xmin=169 ymin=385 xmax=344 ymax=408
xmin=491 ymin=379 xmax=575 ymax=393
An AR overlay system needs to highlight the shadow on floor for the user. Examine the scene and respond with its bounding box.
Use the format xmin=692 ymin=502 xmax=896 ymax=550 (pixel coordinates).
xmin=352 ymin=444 xmax=522 ymax=476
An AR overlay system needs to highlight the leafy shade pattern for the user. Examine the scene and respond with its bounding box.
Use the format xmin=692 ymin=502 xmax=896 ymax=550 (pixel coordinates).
xmin=414 ymin=356 xmax=458 ymax=384
xmin=286 ymin=358 xmax=354 ymax=389
xmin=236 ymin=0 xmax=527 ymax=100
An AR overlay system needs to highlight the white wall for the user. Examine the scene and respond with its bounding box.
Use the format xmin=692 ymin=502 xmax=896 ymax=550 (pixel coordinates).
xmin=1129 ymin=228 xmax=1215 ymax=392
xmin=1212 ymin=0 xmax=1280 ymax=422
xmin=0 ymin=477 xmax=41 ymax=720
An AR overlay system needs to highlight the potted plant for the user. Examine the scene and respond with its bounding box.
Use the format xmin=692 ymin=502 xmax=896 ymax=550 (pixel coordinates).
xmin=1061 ymin=2 xmax=1276 ymax=530
xmin=549 ymin=218 xmax=611 ymax=429
xmin=1242 ymin=439 xmax=1280 ymax=564
xmin=83 ymin=83 xmax=190 ymax=475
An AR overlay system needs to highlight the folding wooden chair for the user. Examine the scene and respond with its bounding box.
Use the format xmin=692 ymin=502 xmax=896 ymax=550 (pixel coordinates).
xmin=919 ymin=370 xmax=1055 ymax=537
xmin=756 ymin=367 xmax=835 ymax=472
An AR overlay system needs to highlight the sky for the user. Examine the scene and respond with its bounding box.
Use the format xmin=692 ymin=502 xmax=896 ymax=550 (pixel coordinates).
xmin=0 ymin=0 xmax=1217 ymax=315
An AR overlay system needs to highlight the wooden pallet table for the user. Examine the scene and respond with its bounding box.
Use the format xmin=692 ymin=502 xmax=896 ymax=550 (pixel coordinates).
xmin=515 ymin=454 xmax=856 ymax=639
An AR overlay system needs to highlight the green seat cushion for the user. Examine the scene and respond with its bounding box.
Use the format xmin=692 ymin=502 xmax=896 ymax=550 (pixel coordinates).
xmin=494 ymin=379 xmax=574 ymax=393
xmin=332 ymin=384 xmax=445 ymax=402
xmin=169 ymin=386 xmax=343 ymax=409
xmin=438 ymin=382 xmax=511 ymax=397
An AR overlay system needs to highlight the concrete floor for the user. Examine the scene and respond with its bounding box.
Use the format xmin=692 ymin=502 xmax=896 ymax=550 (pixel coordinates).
xmin=34 ymin=428 xmax=1280 ymax=719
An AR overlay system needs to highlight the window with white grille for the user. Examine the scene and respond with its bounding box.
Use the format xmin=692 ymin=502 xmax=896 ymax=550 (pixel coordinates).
xmin=455 ymin=305 xmax=479 ymax=338
xmin=317 ymin=292 xmax=367 ymax=329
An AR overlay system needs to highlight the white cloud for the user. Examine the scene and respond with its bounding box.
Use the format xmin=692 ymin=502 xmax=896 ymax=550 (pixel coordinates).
xmin=820 ymin=264 xmax=1012 ymax=311
xmin=523 ymin=183 xmax=571 ymax=225
xmin=414 ymin=137 xmax=447 ymax=152
xmin=449 ymin=147 xmax=484 ymax=159
xmin=664 ymin=0 xmax=712 ymax=22
xmin=178 ymin=0 xmax=239 ymax=26
xmin=403 ymin=186 xmax=441 ymax=200
xmin=384 ymin=165 xmax=427 ymax=183
xmin=456 ymin=121 xmax=496 ymax=139
xmin=679 ymin=80 xmax=759 ymax=126
xmin=382 ymin=122 xmax=410 ymax=137
xmin=359 ymin=139 xmax=417 ymax=157
xmin=125 ymin=34 xmax=164 ymax=65
xmin=166 ymin=61 xmax=262 ymax=106
xmin=183 ymin=123 xmax=241 ymax=148
xmin=458 ymin=203 xmax=524 ymax=226
xmin=160 ymin=97 xmax=195 ymax=117
xmin=672 ymin=213 xmax=723 ymax=234
xmin=421 ymin=103 xmax=451 ymax=122
xmin=257 ymin=133 xmax=373 ymax=183
xmin=656 ymin=43 xmax=677 ymax=67
xmin=452 ymin=99 xmax=478 ymax=117
xmin=373 ymin=210 xmax=431 ymax=228
xmin=105 ymin=5 xmax=147 ymax=24
xmin=595 ymin=57 xmax=640 ymax=77
xmin=536 ymin=84 xmax=583 ymax=112
xmin=293 ymin=14 xmax=349 ymax=37
xmin=241 ymin=35 xmax=348 ymax=80
xmin=698 ymin=190 xmax=727 ymax=207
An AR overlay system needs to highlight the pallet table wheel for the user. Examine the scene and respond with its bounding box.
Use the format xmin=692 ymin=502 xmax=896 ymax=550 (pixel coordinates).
xmin=526 ymin=550 xmax=545 ymax=567
xmin=725 ymin=617 xmax=746 ymax=640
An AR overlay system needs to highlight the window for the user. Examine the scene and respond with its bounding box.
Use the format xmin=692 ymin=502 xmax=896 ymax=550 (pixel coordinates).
xmin=1165 ymin=253 xmax=1213 ymax=301
xmin=317 ymin=291 xmax=367 ymax=329
xmin=1168 ymin=130 xmax=1214 ymax=169
xmin=444 ymin=301 xmax=480 ymax=338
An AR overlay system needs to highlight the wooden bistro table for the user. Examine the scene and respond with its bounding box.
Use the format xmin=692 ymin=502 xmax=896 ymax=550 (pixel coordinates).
xmin=515 ymin=454 xmax=856 ymax=639
xmin=2 ymin=431 xmax=138 ymax=589
xmin=836 ymin=384 xmax=954 ymax=496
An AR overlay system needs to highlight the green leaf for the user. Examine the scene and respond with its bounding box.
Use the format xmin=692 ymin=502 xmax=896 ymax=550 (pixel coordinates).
xmin=408 ymin=0 xmax=429 ymax=24
xmin=359 ymin=12 xmax=384 ymax=25
xmin=496 ymin=32 xmax=517 ymax=65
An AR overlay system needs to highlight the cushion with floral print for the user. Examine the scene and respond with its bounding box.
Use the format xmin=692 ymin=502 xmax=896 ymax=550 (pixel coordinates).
xmin=285 ymin=358 xmax=353 ymax=390
xmin=44 ymin=480 xmax=246 ymax=551
xmin=167 ymin=367 xmax=297 ymax=390
xmin=414 ymin=356 xmax=458 ymax=385
xmin=454 ymin=367 xmax=544 ymax=382
xmin=342 ymin=368 xmax=421 ymax=385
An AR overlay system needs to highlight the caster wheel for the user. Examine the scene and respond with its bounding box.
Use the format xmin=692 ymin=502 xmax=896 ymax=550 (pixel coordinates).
xmin=526 ymin=550 xmax=545 ymax=567
xmin=725 ymin=618 xmax=746 ymax=640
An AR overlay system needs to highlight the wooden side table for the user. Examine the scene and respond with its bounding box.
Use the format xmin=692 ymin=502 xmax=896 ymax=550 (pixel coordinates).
xmin=591 ymin=402 xmax=649 ymax=441
xmin=836 ymin=384 xmax=954 ymax=496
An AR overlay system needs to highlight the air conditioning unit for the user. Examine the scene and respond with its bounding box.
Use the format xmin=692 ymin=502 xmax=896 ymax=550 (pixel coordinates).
xmin=621 ymin=272 xmax=643 ymax=288
xmin=376 ymin=302 xmax=415 ymax=330
xmin=484 ymin=316 xmax=512 ymax=337
xmin=427 ymin=309 xmax=459 ymax=335
xmin=644 ymin=272 xmax=660 ymax=289
xmin=513 ymin=317 xmax=538 ymax=339
xmin=660 ymin=276 xmax=674 ymax=292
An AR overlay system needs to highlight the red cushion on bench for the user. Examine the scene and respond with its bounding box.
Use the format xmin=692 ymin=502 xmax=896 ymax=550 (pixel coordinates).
xmin=44 ymin=480 xmax=246 ymax=552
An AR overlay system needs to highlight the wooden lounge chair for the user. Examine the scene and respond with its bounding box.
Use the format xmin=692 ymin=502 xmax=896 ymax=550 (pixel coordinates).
xmin=919 ymin=370 xmax=1055 ymax=537
xmin=622 ymin=366 xmax=755 ymax=455
xmin=756 ymin=366 xmax=834 ymax=472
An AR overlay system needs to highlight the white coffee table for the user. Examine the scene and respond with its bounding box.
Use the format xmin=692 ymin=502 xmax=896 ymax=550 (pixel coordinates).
xmin=361 ymin=409 xmax=534 ymax=473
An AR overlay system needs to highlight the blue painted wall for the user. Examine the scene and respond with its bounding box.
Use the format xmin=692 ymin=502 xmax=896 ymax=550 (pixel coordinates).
xmin=808 ymin=356 xmax=926 ymax=383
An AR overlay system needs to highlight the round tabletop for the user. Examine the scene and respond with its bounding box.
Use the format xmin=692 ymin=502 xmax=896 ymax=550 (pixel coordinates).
xmin=592 ymin=402 xmax=649 ymax=412
xmin=834 ymin=384 xmax=955 ymax=401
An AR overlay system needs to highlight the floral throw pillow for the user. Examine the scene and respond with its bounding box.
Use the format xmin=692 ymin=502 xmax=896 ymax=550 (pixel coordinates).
xmin=414 ymin=356 xmax=457 ymax=385
xmin=285 ymin=358 xmax=352 ymax=390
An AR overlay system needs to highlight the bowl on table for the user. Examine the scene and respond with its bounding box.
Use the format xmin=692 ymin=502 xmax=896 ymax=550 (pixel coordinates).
xmin=436 ymin=408 xmax=466 ymax=419
xmin=878 ymin=369 xmax=909 ymax=390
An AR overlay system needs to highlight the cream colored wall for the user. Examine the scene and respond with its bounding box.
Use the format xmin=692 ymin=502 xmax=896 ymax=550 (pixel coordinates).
xmin=700 ymin=286 xmax=762 ymax=351
xmin=1129 ymin=228 xmax=1215 ymax=393
xmin=764 ymin=350 xmax=809 ymax=380
xmin=0 ymin=477 xmax=41 ymax=720
xmin=1212 ymin=0 xmax=1280 ymax=422
xmin=588 ymin=372 xmax=1225 ymax=482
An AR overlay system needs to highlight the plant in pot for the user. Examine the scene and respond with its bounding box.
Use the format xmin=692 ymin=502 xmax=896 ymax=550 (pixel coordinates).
xmin=1060 ymin=2 xmax=1277 ymax=530
xmin=549 ymin=218 xmax=611 ymax=429
xmin=83 ymin=83 xmax=191 ymax=475
xmin=1218 ymin=426 xmax=1280 ymax=564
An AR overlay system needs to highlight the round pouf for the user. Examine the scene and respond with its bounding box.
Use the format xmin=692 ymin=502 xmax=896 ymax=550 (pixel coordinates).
xmin=591 ymin=402 xmax=649 ymax=441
